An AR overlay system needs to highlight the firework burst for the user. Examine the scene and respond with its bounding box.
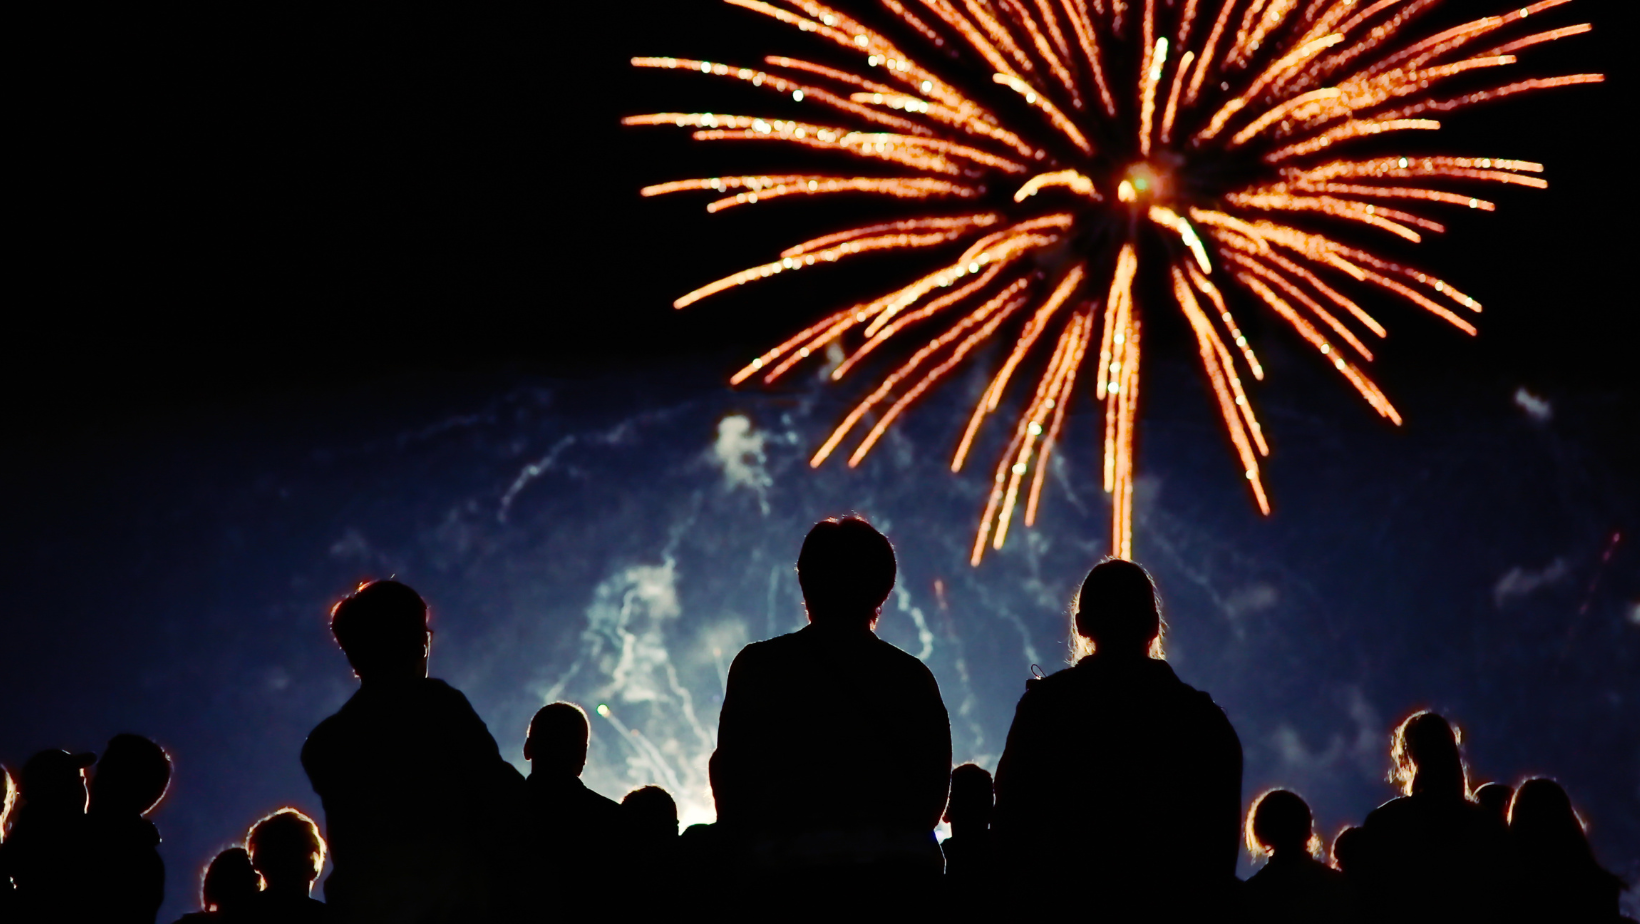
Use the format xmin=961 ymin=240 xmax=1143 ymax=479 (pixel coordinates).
xmin=627 ymin=0 xmax=1599 ymax=564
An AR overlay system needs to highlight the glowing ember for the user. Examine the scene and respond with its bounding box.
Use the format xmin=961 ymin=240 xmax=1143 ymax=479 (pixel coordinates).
xmin=627 ymin=0 xmax=1600 ymax=564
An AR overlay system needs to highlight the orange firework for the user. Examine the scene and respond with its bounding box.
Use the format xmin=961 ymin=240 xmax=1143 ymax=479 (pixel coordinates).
xmin=627 ymin=0 xmax=1599 ymax=564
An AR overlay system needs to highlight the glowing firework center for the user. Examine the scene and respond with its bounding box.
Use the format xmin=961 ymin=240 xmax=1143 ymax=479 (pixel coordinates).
xmin=628 ymin=0 xmax=1600 ymax=563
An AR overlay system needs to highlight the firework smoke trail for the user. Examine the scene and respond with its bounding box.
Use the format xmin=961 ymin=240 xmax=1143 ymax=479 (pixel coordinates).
xmin=627 ymin=0 xmax=1600 ymax=563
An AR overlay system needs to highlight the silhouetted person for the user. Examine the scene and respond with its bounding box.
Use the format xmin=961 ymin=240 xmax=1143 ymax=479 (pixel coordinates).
xmin=992 ymin=559 xmax=1243 ymax=920
xmin=301 ymin=580 xmax=526 ymax=924
xmin=1 ymin=764 xmax=14 ymax=918
xmin=522 ymin=701 xmax=622 ymax=911
xmin=710 ymin=516 xmax=951 ymax=907
xmin=244 ymin=809 xmax=331 ymax=923
xmin=84 ymin=734 xmax=171 ymax=923
xmin=2 ymin=749 xmax=94 ymax=921
xmin=1330 ymin=826 xmax=1368 ymax=877
xmin=1475 ymin=781 xmax=1513 ymax=825
xmin=171 ymin=847 xmax=260 ymax=923
xmin=621 ymin=786 xmax=678 ymax=847
xmin=1356 ymin=711 xmax=1509 ymax=924
xmin=1242 ymin=789 xmax=1361 ymax=924
xmin=1507 ymin=778 xmax=1625 ymax=923
xmin=941 ymin=763 xmax=995 ymax=919
xmin=620 ymin=786 xmax=679 ymax=915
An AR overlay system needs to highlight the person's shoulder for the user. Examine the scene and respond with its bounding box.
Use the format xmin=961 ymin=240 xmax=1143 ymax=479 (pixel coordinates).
xmin=1021 ymin=664 xmax=1080 ymax=696
xmin=577 ymin=780 xmax=623 ymax=816
xmin=867 ymin=633 xmax=934 ymax=670
xmin=1364 ymin=795 xmax=1415 ymax=827
xmin=302 ymin=706 xmax=350 ymax=766
xmin=421 ymin=676 xmax=473 ymax=705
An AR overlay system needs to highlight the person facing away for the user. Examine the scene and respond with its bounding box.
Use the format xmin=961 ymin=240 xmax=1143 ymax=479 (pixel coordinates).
xmin=1330 ymin=826 xmax=1367 ymax=878
xmin=709 ymin=516 xmax=952 ymax=891
xmin=1507 ymin=778 xmax=1626 ymax=923
xmin=1 ymin=764 xmax=14 ymax=916
xmin=619 ymin=786 xmax=680 ymax=915
xmin=84 ymin=733 xmax=172 ymax=924
xmin=3 ymin=748 xmax=95 ymax=921
xmin=620 ymin=786 xmax=678 ymax=850
xmin=940 ymin=763 xmax=996 ymax=919
xmin=522 ymin=700 xmax=623 ymax=907
xmin=940 ymin=763 xmax=993 ymax=879
xmin=243 ymin=809 xmax=331 ymax=923
xmin=991 ymin=559 xmax=1244 ymax=920
xmin=301 ymin=579 xmax=526 ymax=924
xmin=170 ymin=847 xmax=260 ymax=923
xmin=1242 ymin=789 xmax=1361 ymax=924
xmin=1355 ymin=710 xmax=1510 ymax=924
xmin=1475 ymin=782 xmax=1514 ymax=826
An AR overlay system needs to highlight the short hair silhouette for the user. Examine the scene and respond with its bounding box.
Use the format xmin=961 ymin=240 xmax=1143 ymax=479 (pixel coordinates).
xmin=796 ymin=516 xmax=896 ymax=623
xmin=1389 ymin=710 xmax=1466 ymax=797
xmin=1246 ymin=788 xmax=1320 ymax=858
xmin=247 ymin=808 xmax=326 ymax=890
xmin=944 ymin=763 xmax=994 ymax=827
xmin=1474 ymin=782 xmax=1513 ymax=823
xmin=1074 ymin=558 xmax=1164 ymax=658
xmin=91 ymin=734 xmax=172 ymax=816
xmin=1508 ymin=778 xmax=1591 ymax=860
xmin=621 ymin=786 xmax=679 ymax=840
xmin=19 ymin=749 xmax=94 ymax=813
xmin=329 ymin=579 xmax=430 ymax=678
xmin=525 ymin=702 xmax=590 ymax=777
xmin=199 ymin=847 xmax=261 ymax=913
xmin=1330 ymin=825 xmax=1366 ymax=872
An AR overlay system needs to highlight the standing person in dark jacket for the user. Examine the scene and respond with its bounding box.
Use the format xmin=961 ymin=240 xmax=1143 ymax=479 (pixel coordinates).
xmin=1355 ymin=711 xmax=1509 ymax=924
xmin=301 ymin=580 xmax=525 ymax=924
xmin=992 ymin=559 xmax=1243 ymax=921
xmin=521 ymin=701 xmax=622 ymax=915
xmin=85 ymin=734 xmax=172 ymax=924
xmin=709 ymin=516 xmax=952 ymax=910
xmin=1506 ymin=778 xmax=1627 ymax=924
xmin=170 ymin=847 xmax=260 ymax=923
xmin=3 ymin=749 xmax=95 ymax=922
xmin=243 ymin=808 xmax=331 ymax=923
xmin=1242 ymin=789 xmax=1361 ymax=924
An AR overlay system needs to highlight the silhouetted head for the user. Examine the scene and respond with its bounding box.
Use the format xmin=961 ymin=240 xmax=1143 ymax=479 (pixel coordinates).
xmin=1074 ymin=559 xmax=1164 ymax=659
xmin=247 ymin=808 xmax=326 ymax=895
xmin=525 ymin=702 xmax=590 ymax=778
xmin=621 ymin=786 xmax=679 ymax=843
xmin=329 ymin=580 xmax=431 ymax=683
xmin=1331 ymin=825 xmax=1366 ymax=873
xmin=1389 ymin=710 xmax=1467 ymax=798
xmin=1474 ymin=782 xmax=1513 ymax=824
xmin=943 ymin=763 xmax=994 ymax=831
xmin=19 ymin=749 xmax=95 ymax=816
xmin=199 ymin=847 xmax=261 ymax=913
xmin=1246 ymin=789 xmax=1319 ymax=859
xmin=89 ymin=734 xmax=172 ymax=817
xmin=1509 ymin=778 xmax=1594 ymax=864
xmin=796 ymin=516 xmax=896 ymax=627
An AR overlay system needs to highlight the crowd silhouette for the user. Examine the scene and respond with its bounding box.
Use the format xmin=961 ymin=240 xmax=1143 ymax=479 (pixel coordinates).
xmin=0 ymin=515 xmax=1631 ymax=923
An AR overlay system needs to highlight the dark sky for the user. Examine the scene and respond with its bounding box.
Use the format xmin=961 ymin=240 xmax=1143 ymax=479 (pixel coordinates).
xmin=5 ymin=0 xmax=1637 ymax=918
xmin=7 ymin=0 xmax=1634 ymax=439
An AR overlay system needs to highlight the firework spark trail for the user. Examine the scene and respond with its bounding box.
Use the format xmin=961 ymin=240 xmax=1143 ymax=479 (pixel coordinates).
xmin=629 ymin=0 xmax=1600 ymax=562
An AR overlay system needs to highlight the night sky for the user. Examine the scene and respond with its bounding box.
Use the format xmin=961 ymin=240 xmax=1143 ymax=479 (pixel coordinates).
xmin=5 ymin=1 xmax=1637 ymax=921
